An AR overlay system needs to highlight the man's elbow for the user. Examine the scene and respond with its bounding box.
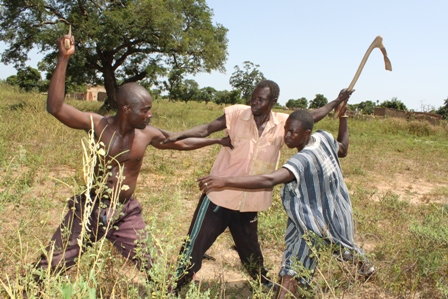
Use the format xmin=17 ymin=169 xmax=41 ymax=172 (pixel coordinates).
xmin=46 ymin=100 xmax=59 ymax=116
xmin=46 ymin=101 xmax=53 ymax=114
xmin=339 ymin=149 xmax=348 ymax=158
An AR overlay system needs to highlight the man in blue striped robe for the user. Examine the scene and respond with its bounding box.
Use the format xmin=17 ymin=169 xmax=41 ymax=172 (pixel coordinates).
xmin=198 ymin=104 xmax=374 ymax=298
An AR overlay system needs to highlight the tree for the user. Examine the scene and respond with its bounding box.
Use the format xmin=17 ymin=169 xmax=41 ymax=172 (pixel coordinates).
xmin=229 ymin=61 xmax=265 ymax=104
xmin=436 ymin=97 xmax=448 ymax=119
xmin=309 ymin=94 xmax=328 ymax=109
xmin=380 ymin=97 xmax=407 ymax=111
xmin=163 ymin=69 xmax=185 ymax=102
xmin=5 ymin=75 xmax=18 ymax=86
xmin=286 ymin=97 xmax=308 ymax=110
xmin=358 ymin=100 xmax=376 ymax=115
xmin=7 ymin=67 xmax=42 ymax=92
xmin=197 ymin=86 xmax=217 ymax=104
xmin=173 ymin=79 xmax=199 ymax=103
xmin=0 ymin=0 xmax=228 ymax=110
xmin=214 ymin=89 xmax=241 ymax=105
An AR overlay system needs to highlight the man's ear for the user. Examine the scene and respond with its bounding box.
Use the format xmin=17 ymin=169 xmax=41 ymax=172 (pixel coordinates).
xmin=305 ymin=129 xmax=312 ymax=137
xmin=123 ymin=105 xmax=130 ymax=114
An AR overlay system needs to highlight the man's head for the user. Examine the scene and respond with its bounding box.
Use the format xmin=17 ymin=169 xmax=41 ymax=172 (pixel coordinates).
xmin=117 ymin=83 xmax=153 ymax=129
xmin=250 ymin=80 xmax=280 ymax=117
xmin=284 ymin=109 xmax=314 ymax=151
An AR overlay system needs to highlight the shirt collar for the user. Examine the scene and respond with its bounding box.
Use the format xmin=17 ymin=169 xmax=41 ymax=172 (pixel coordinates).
xmin=240 ymin=106 xmax=280 ymax=126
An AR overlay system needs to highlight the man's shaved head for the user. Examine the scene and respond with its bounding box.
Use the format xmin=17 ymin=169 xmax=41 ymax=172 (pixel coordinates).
xmin=116 ymin=83 xmax=152 ymax=108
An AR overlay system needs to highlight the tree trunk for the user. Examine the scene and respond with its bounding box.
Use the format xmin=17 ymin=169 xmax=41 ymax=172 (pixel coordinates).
xmin=101 ymin=64 xmax=119 ymax=111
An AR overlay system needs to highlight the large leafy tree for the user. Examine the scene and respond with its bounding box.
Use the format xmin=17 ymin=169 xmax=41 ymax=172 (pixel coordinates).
xmin=229 ymin=61 xmax=265 ymax=104
xmin=0 ymin=0 xmax=228 ymax=109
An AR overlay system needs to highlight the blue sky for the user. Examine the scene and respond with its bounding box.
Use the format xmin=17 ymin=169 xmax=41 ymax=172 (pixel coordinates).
xmin=1 ymin=0 xmax=447 ymax=111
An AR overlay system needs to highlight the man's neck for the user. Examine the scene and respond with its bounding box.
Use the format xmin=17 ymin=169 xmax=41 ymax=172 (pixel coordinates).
xmin=110 ymin=115 xmax=133 ymax=138
xmin=254 ymin=112 xmax=270 ymax=127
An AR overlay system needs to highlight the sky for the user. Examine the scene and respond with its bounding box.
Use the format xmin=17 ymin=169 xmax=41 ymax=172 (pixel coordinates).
xmin=1 ymin=0 xmax=447 ymax=111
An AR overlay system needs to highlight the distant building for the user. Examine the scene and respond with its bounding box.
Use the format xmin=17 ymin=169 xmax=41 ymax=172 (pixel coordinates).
xmin=66 ymin=85 xmax=107 ymax=102
xmin=86 ymin=85 xmax=107 ymax=102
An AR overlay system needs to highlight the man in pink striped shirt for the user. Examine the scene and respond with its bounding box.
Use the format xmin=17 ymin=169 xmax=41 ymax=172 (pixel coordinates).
xmin=162 ymin=80 xmax=352 ymax=291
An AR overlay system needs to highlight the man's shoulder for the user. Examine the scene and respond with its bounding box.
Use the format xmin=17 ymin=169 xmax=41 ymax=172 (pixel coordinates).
xmin=224 ymin=104 xmax=250 ymax=114
xmin=93 ymin=114 xmax=114 ymax=131
xmin=141 ymin=124 xmax=162 ymax=136
xmin=314 ymin=130 xmax=332 ymax=139
xmin=272 ymin=111 xmax=289 ymax=123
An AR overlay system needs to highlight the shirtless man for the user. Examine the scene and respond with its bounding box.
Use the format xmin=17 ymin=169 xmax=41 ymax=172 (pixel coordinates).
xmin=37 ymin=34 xmax=229 ymax=277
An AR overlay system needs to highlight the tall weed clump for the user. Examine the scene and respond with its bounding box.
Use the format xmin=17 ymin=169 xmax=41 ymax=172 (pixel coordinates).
xmin=0 ymin=114 xmax=215 ymax=298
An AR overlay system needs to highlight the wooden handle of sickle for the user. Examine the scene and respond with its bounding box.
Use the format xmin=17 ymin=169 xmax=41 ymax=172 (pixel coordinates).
xmin=334 ymin=36 xmax=385 ymax=118
xmin=64 ymin=25 xmax=72 ymax=50
xmin=347 ymin=36 xmax=384 ymax=91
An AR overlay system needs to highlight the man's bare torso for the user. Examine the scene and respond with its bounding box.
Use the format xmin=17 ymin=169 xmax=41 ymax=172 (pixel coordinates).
xmin=91 ymin=116 xmax=155 ymax=203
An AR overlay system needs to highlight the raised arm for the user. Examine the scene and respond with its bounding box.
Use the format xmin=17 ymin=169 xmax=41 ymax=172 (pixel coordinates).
xmin=198 ymin=168 xmax=295 ymax=193
xmin=160 ymin=115 xmax=227 ymax=143
xmin=337 ymin=105 xmax=349 ymax=157
xmin=47 ymin=35 xmax=98 ymax=131
xmin=309 ymin=89 xmax=354 ymax=123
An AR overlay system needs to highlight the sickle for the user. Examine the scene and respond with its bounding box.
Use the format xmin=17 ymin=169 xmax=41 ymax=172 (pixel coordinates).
xmin=334 ymin=35 xmax=392 ymax=118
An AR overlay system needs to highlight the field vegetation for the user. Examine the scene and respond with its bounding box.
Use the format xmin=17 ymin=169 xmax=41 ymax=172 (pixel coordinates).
xmin=0 ymin=83 xmax=447 ymax=298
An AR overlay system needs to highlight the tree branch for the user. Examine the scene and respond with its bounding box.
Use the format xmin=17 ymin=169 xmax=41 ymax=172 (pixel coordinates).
xmin=77 ymin=0 xmax=89 ymax=17
xmin=123 ymin=71 xmax=148 ymax=84
xmin=43 ymin=5 xmax=67 ymax=23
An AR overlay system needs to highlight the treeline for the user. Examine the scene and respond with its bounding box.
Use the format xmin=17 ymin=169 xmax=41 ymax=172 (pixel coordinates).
xmin=287 ymin=95 xmax=448 ymax=119
xmin=3 ymin=64 xmax=448 ymax=119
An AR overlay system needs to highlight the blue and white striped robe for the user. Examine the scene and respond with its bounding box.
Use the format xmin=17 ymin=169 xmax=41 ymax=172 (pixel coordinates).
xmin=279 ymin=130 xmax=365 ymax=277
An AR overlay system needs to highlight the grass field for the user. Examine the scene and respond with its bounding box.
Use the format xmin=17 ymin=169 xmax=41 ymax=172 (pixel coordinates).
xmin=0 ymin=83 xmax=447 ymax=299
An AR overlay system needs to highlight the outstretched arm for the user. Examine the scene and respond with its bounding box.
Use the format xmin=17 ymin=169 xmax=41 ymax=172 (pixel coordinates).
xmin=337 ymin=105 xmax=349 ymax=157
xmin=160 ymin=115 xmax=227 ymax=143
xmin=198 ymin=168 xmax=295 ymax=193
xmin=47 ymin=35 xmax=98 ymax=130
xmin=150 ymin=126 xmax=233 ymax=150
xmin=309 ymin=89 xmax=354 ymax=123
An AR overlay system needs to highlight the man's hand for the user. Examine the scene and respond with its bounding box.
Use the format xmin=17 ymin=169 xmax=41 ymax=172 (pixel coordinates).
xmin=337 ymin=88 xmax=355 ymax=103
xmin=198 ymin=175 xmax=226 ymax=193
xmin=58 ymin=35 xmax=75 ymax=58
xmin=159 ymin=129 xmax=183 ymax=144
xmin=220 ymin=136 xmax=234 ymax=150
